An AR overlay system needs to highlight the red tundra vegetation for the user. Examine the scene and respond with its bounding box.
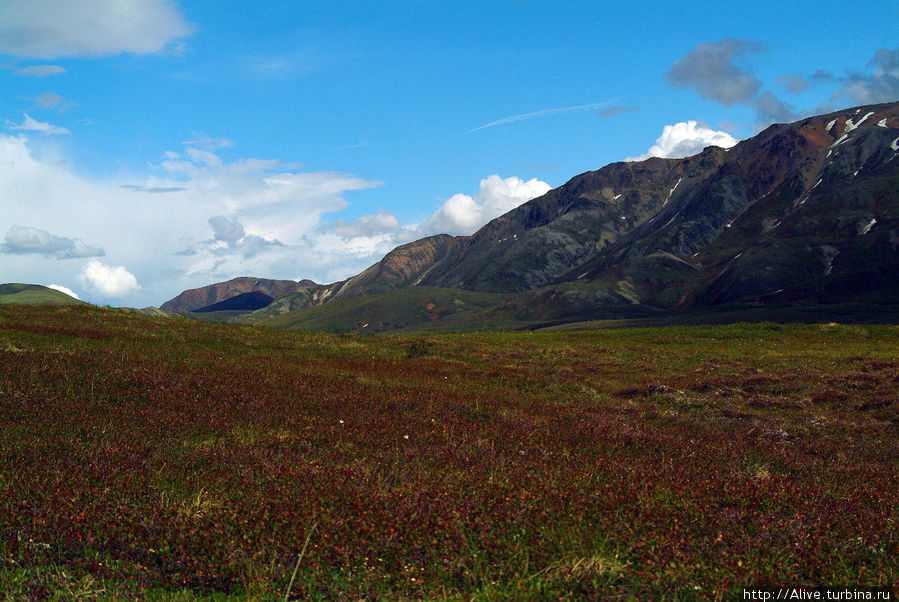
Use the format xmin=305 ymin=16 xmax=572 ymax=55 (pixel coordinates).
xmin=0 ymin=305 xmax=896 ymax=599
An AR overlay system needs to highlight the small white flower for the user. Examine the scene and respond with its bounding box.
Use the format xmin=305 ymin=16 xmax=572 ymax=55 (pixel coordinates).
xmin=403 ymin=435 xmax=409 ymax=440
xmin=339 ymin=420 xmax=344 ymax=425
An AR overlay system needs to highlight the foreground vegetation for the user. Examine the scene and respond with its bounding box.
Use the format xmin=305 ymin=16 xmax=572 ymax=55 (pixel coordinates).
xmin=0 ymin=305 xmax=896 ymax=600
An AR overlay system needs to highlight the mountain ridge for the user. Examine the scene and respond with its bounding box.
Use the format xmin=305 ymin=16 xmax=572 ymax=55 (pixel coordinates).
xmin=162 ymin=101 xmax=899 ymax=331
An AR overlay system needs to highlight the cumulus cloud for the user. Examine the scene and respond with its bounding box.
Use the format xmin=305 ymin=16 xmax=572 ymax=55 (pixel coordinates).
xmin=420 ymin=175 xmax=551 ymax=236
xmin=627 ymin=121 xmax=738 ymax=162
xmin=6 ymin=113 xmax=69 ymax=135
xmin=79 ymin=260 xmax=139 ymax=297
xmin=1 ymin=225 xmax=104 ymax=258
xmin=0 ymin=0 xmax=193 ymax=59
xmin=12 ymin=64 xmax=65 ymax=77
xmin=667 ymin=39 xmax=763 ymax=105
xmin=48 ymin=284 xmax=79 ymax=299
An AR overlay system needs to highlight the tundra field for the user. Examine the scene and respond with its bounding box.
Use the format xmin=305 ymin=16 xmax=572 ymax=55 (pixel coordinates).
xmin=0 ymin=305 xmax=897 ymax=600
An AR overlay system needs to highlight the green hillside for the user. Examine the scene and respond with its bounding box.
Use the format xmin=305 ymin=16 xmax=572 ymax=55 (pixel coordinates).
xmin=0 ymin=283 xmax=85 ymax=306
xmin=260 ymin=286 xmax=505 ymax=333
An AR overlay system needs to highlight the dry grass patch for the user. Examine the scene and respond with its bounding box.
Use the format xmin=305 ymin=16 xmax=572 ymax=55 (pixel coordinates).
xmin=542 ymin=552 xmax=628 ymax=582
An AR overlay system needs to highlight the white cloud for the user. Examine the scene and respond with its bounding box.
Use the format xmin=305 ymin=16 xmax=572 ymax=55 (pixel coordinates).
xmin=12 ymin=64 xmax=66 ymax=77
xmin=0 ymin=130 xmax=547 ymax=306
xmin=326 ymin=175 xmax=552 ymax=251
xmin=0 ymin=132 xmax=383 ymax=305
xmin=315 ymin=175 xmax=553 ymax=278
xmin=0 ymin=0 xmax=193 ymax=59
xmin=204 ymin=215 xmax=283 ymax=259
xmin=6 ymin=113 xmax=69 ymax=135
xmin=183 ymin=132 xmax=235 ymax=151
xmin=327 ymin=209 xmax=401 ymax=239
xmin=627 ymin=121 xmax=738 ymax=161
xmin=79 ymin=260 xmax=139 ymax=297
xmin=320 ymin=209 xmax=413 ymax=260
xmin=48 ymin=284 xmax=79 ymax=299
xmin=420 ymin=175 xmax=551 ymax=236
xmin=422 ymin=193 xmax=485 ymax=235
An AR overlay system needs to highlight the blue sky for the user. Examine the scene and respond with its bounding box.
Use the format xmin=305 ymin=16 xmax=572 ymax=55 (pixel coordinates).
xmin=1 ymin=0 xmax=897 ymax=306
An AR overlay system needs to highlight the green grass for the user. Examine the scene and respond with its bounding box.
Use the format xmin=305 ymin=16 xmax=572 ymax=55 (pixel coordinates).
xmin=1 ymin=305 xmax=897 ymax=599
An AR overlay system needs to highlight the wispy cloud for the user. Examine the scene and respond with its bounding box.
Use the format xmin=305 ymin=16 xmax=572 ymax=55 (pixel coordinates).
xmin=183 ymin=132 xmax=234 ymax=150
xmin=21 ymin=91 xmax=76 ymax=113
xmin=470 ymin=100 xmax=615 ymax=132
xmin=120 ymin=184 xmax=187 ymax=194
xmin=6 ymin=113 xmax=69 ymax=135
xmin=598 ymin=105 xmax=639 ymax=118
xmin=13 ymin=64 xmax=65 ymax=77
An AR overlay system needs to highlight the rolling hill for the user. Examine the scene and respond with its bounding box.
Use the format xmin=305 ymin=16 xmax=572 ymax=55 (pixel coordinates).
xmin=0 ymin=283 xmax=86 ymax=306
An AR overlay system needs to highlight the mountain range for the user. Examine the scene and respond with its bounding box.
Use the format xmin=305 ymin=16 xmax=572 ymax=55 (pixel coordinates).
xmin=160 ymin=101 xmax=899 ymax=332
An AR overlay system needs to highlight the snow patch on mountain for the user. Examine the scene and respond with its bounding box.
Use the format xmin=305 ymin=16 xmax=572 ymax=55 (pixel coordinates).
xmin=665 ymin=178 xmax=683 ymax=205
xmin=859 ymin=218 xmax=876 ymax=235
xmin=844 ymin=111 xmax=874 ymax=133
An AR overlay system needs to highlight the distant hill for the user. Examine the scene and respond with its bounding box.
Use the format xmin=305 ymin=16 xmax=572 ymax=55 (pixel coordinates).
xmin=119 ymin=306 xmax=178 ymax=318
xmin=0 ymin=283 xmax=86 ymax=306
xmin=160 ymin=277 xmax=314 ymax=313
xmin=163 ymin=101 xmax=899 ymax=331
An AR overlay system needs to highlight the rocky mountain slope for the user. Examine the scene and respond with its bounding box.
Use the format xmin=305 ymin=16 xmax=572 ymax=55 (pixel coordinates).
xmin=161 ymin=276 xmax=315 ymax=313
xmin=163 ymin=101 xmax=899 ymax=330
